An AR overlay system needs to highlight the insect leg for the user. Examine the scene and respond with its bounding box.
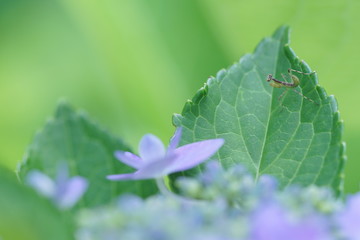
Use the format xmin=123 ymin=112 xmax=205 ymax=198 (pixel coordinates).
xmin=278 ymin=88 xmax=289 ymax=102
xmin=288 ymin=68 xmax=316 ymax=76
xmin=281 ymin=73 xmax=290 ymax=82
xmin=291 ymin=88 xmax=319 ymax=105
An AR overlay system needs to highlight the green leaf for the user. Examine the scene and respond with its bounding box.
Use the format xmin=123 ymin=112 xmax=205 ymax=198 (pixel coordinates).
xmin=0 ymin=166 xmax=73 ymax=240
xmin=18 ymin=101 xmax=158 ymax=208
xmin=173 ymin=26 xmax=345 ymax=193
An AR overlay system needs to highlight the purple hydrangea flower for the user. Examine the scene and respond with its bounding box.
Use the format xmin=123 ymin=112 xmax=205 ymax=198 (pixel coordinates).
xmin=26 ymin=164 xmax=88 ymax=209
xmin=107 ymin=128 xmax=224 ymax=180
xmin=337 ymin=193 xmax=360 ymax=239
xmin=250 ymin=203 xmax=331 ymax=240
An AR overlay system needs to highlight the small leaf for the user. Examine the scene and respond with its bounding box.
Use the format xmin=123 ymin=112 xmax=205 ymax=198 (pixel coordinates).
xmin=18 ymin=101 xmax=158 ymax=207
xmin=0 ymin=166 xmax=73 ymax=240
xmin=173 ymin=26 xmax=345 ymax=193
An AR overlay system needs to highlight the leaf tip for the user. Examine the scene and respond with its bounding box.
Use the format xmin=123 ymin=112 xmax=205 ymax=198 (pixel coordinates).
xmin=327 ymin=95 xmax=339 ymax=113
xmin=172 ymin=113 xmax=183 ymax=127
xmin=340 ymin=141 xmax=347 ymax=159
xmin=216 ymin=69 xmax=227 ymax=81
xmin=284 ymin=44 xmax=300 ymax=63
xmin=300 ymin=60 xmax=314 ymax=73
xmin=191 ymin=86 xmax=208 ymax=105
xmin=206 ymin=76 xmax=218 ymax=88
xmin=273 ymin=25 xmax=291 ymax=44
xmin=181 ymin=99 xmax=194 ymax=114
xmin=315 ymin=86 xmax=327 ymax=101
xmin=55 ymin=99 xmax=75 ymax=118
xmin=333 ymin=141 xmax=347 ymax=195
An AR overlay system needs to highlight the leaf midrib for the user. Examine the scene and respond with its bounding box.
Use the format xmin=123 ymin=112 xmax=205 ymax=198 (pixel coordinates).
xmin=255 ymin=39 xmax=281 ymax=181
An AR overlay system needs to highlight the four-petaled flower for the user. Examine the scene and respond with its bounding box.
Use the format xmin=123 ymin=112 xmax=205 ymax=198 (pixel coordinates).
xmin=26 ymin=164 xmax=88 ymax=209
xmin=107 ymin=128 xmax=224 ymax=180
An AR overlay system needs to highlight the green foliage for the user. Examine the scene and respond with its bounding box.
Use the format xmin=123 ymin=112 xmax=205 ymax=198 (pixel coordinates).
xmin=0 ymin=166 xmax=73 ymax=240
xmin=18 ymin=101 xmax=158 ymax=208
xmin=0 ymin=0 xmax=358 ymax=193
xmin=173 ymin=26 xmax=345 ymax=193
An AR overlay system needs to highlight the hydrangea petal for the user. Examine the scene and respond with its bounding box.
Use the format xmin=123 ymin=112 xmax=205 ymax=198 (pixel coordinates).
xmin=337 ymin=193 xmax=360 ymax=239
xmin=165 ymin=138 xmax=225 ymax=174
xmin=167 ymin=127 xmax=182 ymax=153
xmin=115 ymin=151 xmax=142 ymax=169
xmin=131 ymin=158 xmax=172 ymax=179
xmin=57 ymin=176 xmax=88 ymax=209
xmin=107 ymin=158 xmax=171 ymax=180
xmin=139 ymin=134 xmax=166 ymax=162
xmin=107 ymin=173 xmax=137 ymax=180
xmin=251 ymin=204 xmax=330 ymax=240
xmin=26 ymin=170 xmax=56 ymax=198
xmin=108 ymin=130 xmax=224 ymax=181
xmin=56 ymin=163 xmax=69 ymax=184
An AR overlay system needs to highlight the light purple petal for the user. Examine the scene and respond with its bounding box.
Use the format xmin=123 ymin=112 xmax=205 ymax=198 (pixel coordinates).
xmin=26 ymin=170 xmax=56 ymax=198
xmin=167 ymin=127 xmax=182 ymax=153
xmin=165 ymin=138 xmax=225 ymax=174
xmin=337 ymin=193 xmax=360 ymax=239
xmin=139 ymin=134 xmax=166 ymax=163
xmin=56 ymin=176 xmax=88 ymax=209
xmin=131 ymin=158 xmax=172 ymax=179
xmin=251 ymin=204 xmax=330 ymax=240
xmin=108 ymin=132 xmax=224 ymax=181
xmin=107 ymin=158 xmax=170 ymax=181
xmin=107 ymin=173 xmax=137 ymax=180
xmin=56 ymin=163 xmax=69 ymax=185
xmin=115 ymin=151 xmax=142 ymax=169
xmin=55 ymin=163 xmax=72 ymax=200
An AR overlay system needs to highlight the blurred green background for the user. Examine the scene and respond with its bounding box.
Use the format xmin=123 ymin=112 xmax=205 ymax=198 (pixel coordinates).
xmin=0 ymin=0 xmax=359 ymax=192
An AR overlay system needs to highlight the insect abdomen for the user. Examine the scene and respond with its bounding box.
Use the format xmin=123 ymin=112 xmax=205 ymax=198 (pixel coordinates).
xmin=270 ymin=82 xmax=283 ymax=88
xmin=290 ymin=75 xmax=300 ymax=88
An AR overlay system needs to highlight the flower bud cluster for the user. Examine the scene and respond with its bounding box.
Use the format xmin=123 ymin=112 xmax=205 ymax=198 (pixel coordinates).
xmin=76 ymin=162 xmax=360 ymax=240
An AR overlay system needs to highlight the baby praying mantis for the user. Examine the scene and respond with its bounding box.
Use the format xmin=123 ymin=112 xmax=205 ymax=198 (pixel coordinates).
xmin=266 ymin=68 xmax=319 ymax=105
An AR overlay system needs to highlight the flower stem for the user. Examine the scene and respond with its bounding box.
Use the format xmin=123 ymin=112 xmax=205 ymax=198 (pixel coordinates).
xmin=155 ymin=178 xmax=203 ymax=205
xmin=156 ymin=177 xmax=175 ymax=197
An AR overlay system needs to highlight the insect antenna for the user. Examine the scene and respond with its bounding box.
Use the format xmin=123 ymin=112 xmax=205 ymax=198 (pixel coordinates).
xmin=248 ymin=58 xmax=275 ymax=81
